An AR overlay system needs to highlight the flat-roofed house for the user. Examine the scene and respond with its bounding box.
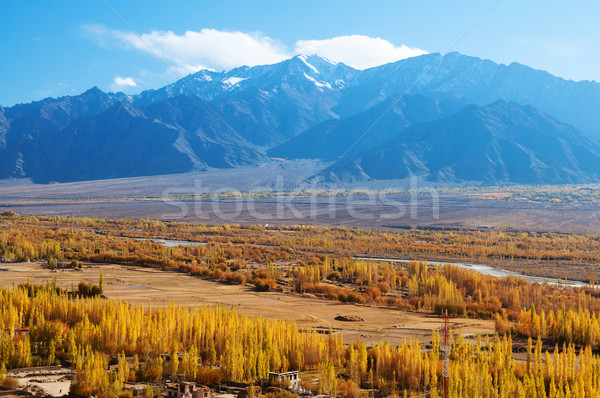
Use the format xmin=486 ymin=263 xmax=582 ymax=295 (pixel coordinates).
xmin=269 ymin=371 xmax=299 ymax=389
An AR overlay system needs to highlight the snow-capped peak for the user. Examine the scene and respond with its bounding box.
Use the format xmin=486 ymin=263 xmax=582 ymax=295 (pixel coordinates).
xmin=222 ymin=77 xmax=247 ymax=86
xmin=195 ymin=71 xmax=213 ymax=82
xmin=298 ymin=54 xmax=320 ymax=75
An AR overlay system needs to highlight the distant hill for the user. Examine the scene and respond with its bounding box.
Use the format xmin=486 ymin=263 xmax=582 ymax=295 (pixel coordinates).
xmin=19 ymin=99 xmax=265 ymax=183
xmin=268 ymin=94 xmax=470 ymax=160
xmin=335 ymin=52 xmax=600 ymax=138
xmin=320 ymin=101 xmax=600 ymax=184
xmin=0 ymin=87 xmax=128 ymax=180
xmin=3 ymin=52 xmax=600 ymax=185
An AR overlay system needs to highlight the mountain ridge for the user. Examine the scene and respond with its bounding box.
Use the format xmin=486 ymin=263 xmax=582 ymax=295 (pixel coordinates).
xmin=3 ymin=52 xmax=600 ymax=185
xmin=320 ymin=100 xmax=600 ymax=185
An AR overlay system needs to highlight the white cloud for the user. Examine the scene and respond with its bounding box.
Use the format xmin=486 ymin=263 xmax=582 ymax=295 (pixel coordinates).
xmin=294 ymin=35 xmax=427 ymax=69
xmin=84 ymin=25 xmax=426 ymax=75
xmin=170 ymin=63 xmax=214 ymax=76
xmin=84 ymin=25 xmax=291 ymax=73
xmin=114 ymin=76 xmax=137 ymax=87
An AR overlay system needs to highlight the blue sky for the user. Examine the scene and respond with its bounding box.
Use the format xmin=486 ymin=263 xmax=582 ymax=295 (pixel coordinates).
xmin=0 ymin=1 xmax=597 ymax=106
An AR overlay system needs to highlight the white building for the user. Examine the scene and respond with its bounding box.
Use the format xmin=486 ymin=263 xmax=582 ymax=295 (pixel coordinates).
xmin=268 ymin=371 xmax=300 ymax=389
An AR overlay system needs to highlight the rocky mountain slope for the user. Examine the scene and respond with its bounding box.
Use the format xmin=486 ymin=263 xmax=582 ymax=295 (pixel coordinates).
xmin=3 ymin=52 xmax=600 ymax=185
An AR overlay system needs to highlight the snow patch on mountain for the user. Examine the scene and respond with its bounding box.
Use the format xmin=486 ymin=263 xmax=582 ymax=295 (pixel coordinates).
xmin=303 ymin=73 xmax=332 ymax=89
xmin=299 ymin=55 xmax=319 ymax=74
xmin=195 ymin=71 xmax=212 ymax=82
xmin=321 ymin=56 xmax=337 ymax=65
xmin=223 ymin=77 xmax=247 ymax=86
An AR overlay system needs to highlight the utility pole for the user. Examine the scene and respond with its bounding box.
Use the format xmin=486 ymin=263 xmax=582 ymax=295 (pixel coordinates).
xmin=441 ymin=309 xmax=450 ymax=398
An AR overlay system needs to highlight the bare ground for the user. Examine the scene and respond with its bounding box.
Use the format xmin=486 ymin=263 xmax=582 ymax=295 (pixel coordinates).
xmin=0 ymin=262 xmax=494 ymax=347
xmin=1 ymin=163 xmax=600 ymax=234
xmin=2 ymin=194 xmax=600 ymax=235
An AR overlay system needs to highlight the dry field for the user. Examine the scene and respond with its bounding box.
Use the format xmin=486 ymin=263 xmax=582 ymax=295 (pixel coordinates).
xmin=0 ymin=262 xmax=494 ymax=347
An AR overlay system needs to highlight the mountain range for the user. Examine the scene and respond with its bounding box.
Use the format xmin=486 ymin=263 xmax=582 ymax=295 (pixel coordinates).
xmin=2 ymin=52 xmax=600 ymax=185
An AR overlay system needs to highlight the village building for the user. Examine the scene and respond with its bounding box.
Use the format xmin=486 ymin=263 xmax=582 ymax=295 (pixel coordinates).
xmin=165 ymin=382 xmax=212 ymax=398
xmin=122 ymin=383 xmax=149 ymax=397
xmin=268 ymin=371 xmax=299 ymax=389
xmin=121 ymin=382 xmax=165 ymax=397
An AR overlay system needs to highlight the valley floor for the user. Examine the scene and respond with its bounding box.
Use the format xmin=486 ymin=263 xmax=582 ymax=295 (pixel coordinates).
xmin=0 ymin=261 xmax=494 ymax=347
xmin=2 ymin=192 xmax=600 ymax=235
xmin=2 ymin=163 xmax=600 ymax=235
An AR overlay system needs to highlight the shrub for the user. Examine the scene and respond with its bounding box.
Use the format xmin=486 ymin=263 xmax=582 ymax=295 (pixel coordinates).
xmin=118 ymin=390 xmax=134 ymax=398
xmin=231 ymin=259 xmax=246 ymax=270
xmin=211 ymin=269 xmax=225 ymax=280
xmin=346 ymin=292 xmax=365 ymax=304
xmin=327 ymin=271 xmax=342 ymax=281
xmin=269 ymin=377 xmax=291 ymax=389
xmin=77 ymin=281 xmax=102 ymax=297
xmin=254 ymin=278 xmax=276 ymax=292
xmin=48 ymin=257 xmax=58 ymax=269
xmin=254 ymin=269 xmax=269 ymax=279
xmin=196 ymin=366 xmax=224 ymax=385
xmin=307 ymin=256 xmax=321 ymax=266
xmin=0 ymin=376 xmax=19 ymax=389
xmin=377 ymin=281 xmax=390 ymax=294
xmin=337 ymin=379 xmax=361 ymax=398
xmin=433 ymin=302 xmax=466 ymax=316
xmin=264 ymin=390 xmax=297 ymax=398
xmin=365 ymin=286 xmax=381 ymax=301
xmin=226 ymin=272 xmax=246 ymax=285
xmin=299 ymin=282 xmax=315 ymax=293
xmin=70 ymin=383 xmax=92 ymax=397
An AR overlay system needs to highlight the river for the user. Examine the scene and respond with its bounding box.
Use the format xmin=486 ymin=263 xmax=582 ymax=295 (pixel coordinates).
xmin=139 ymin=238 xmax=206 ymax=248
xmin=354 ymin=257 xmax=590 ymax=288
xmin=129 ymin=235 xmax=589 ymax=289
